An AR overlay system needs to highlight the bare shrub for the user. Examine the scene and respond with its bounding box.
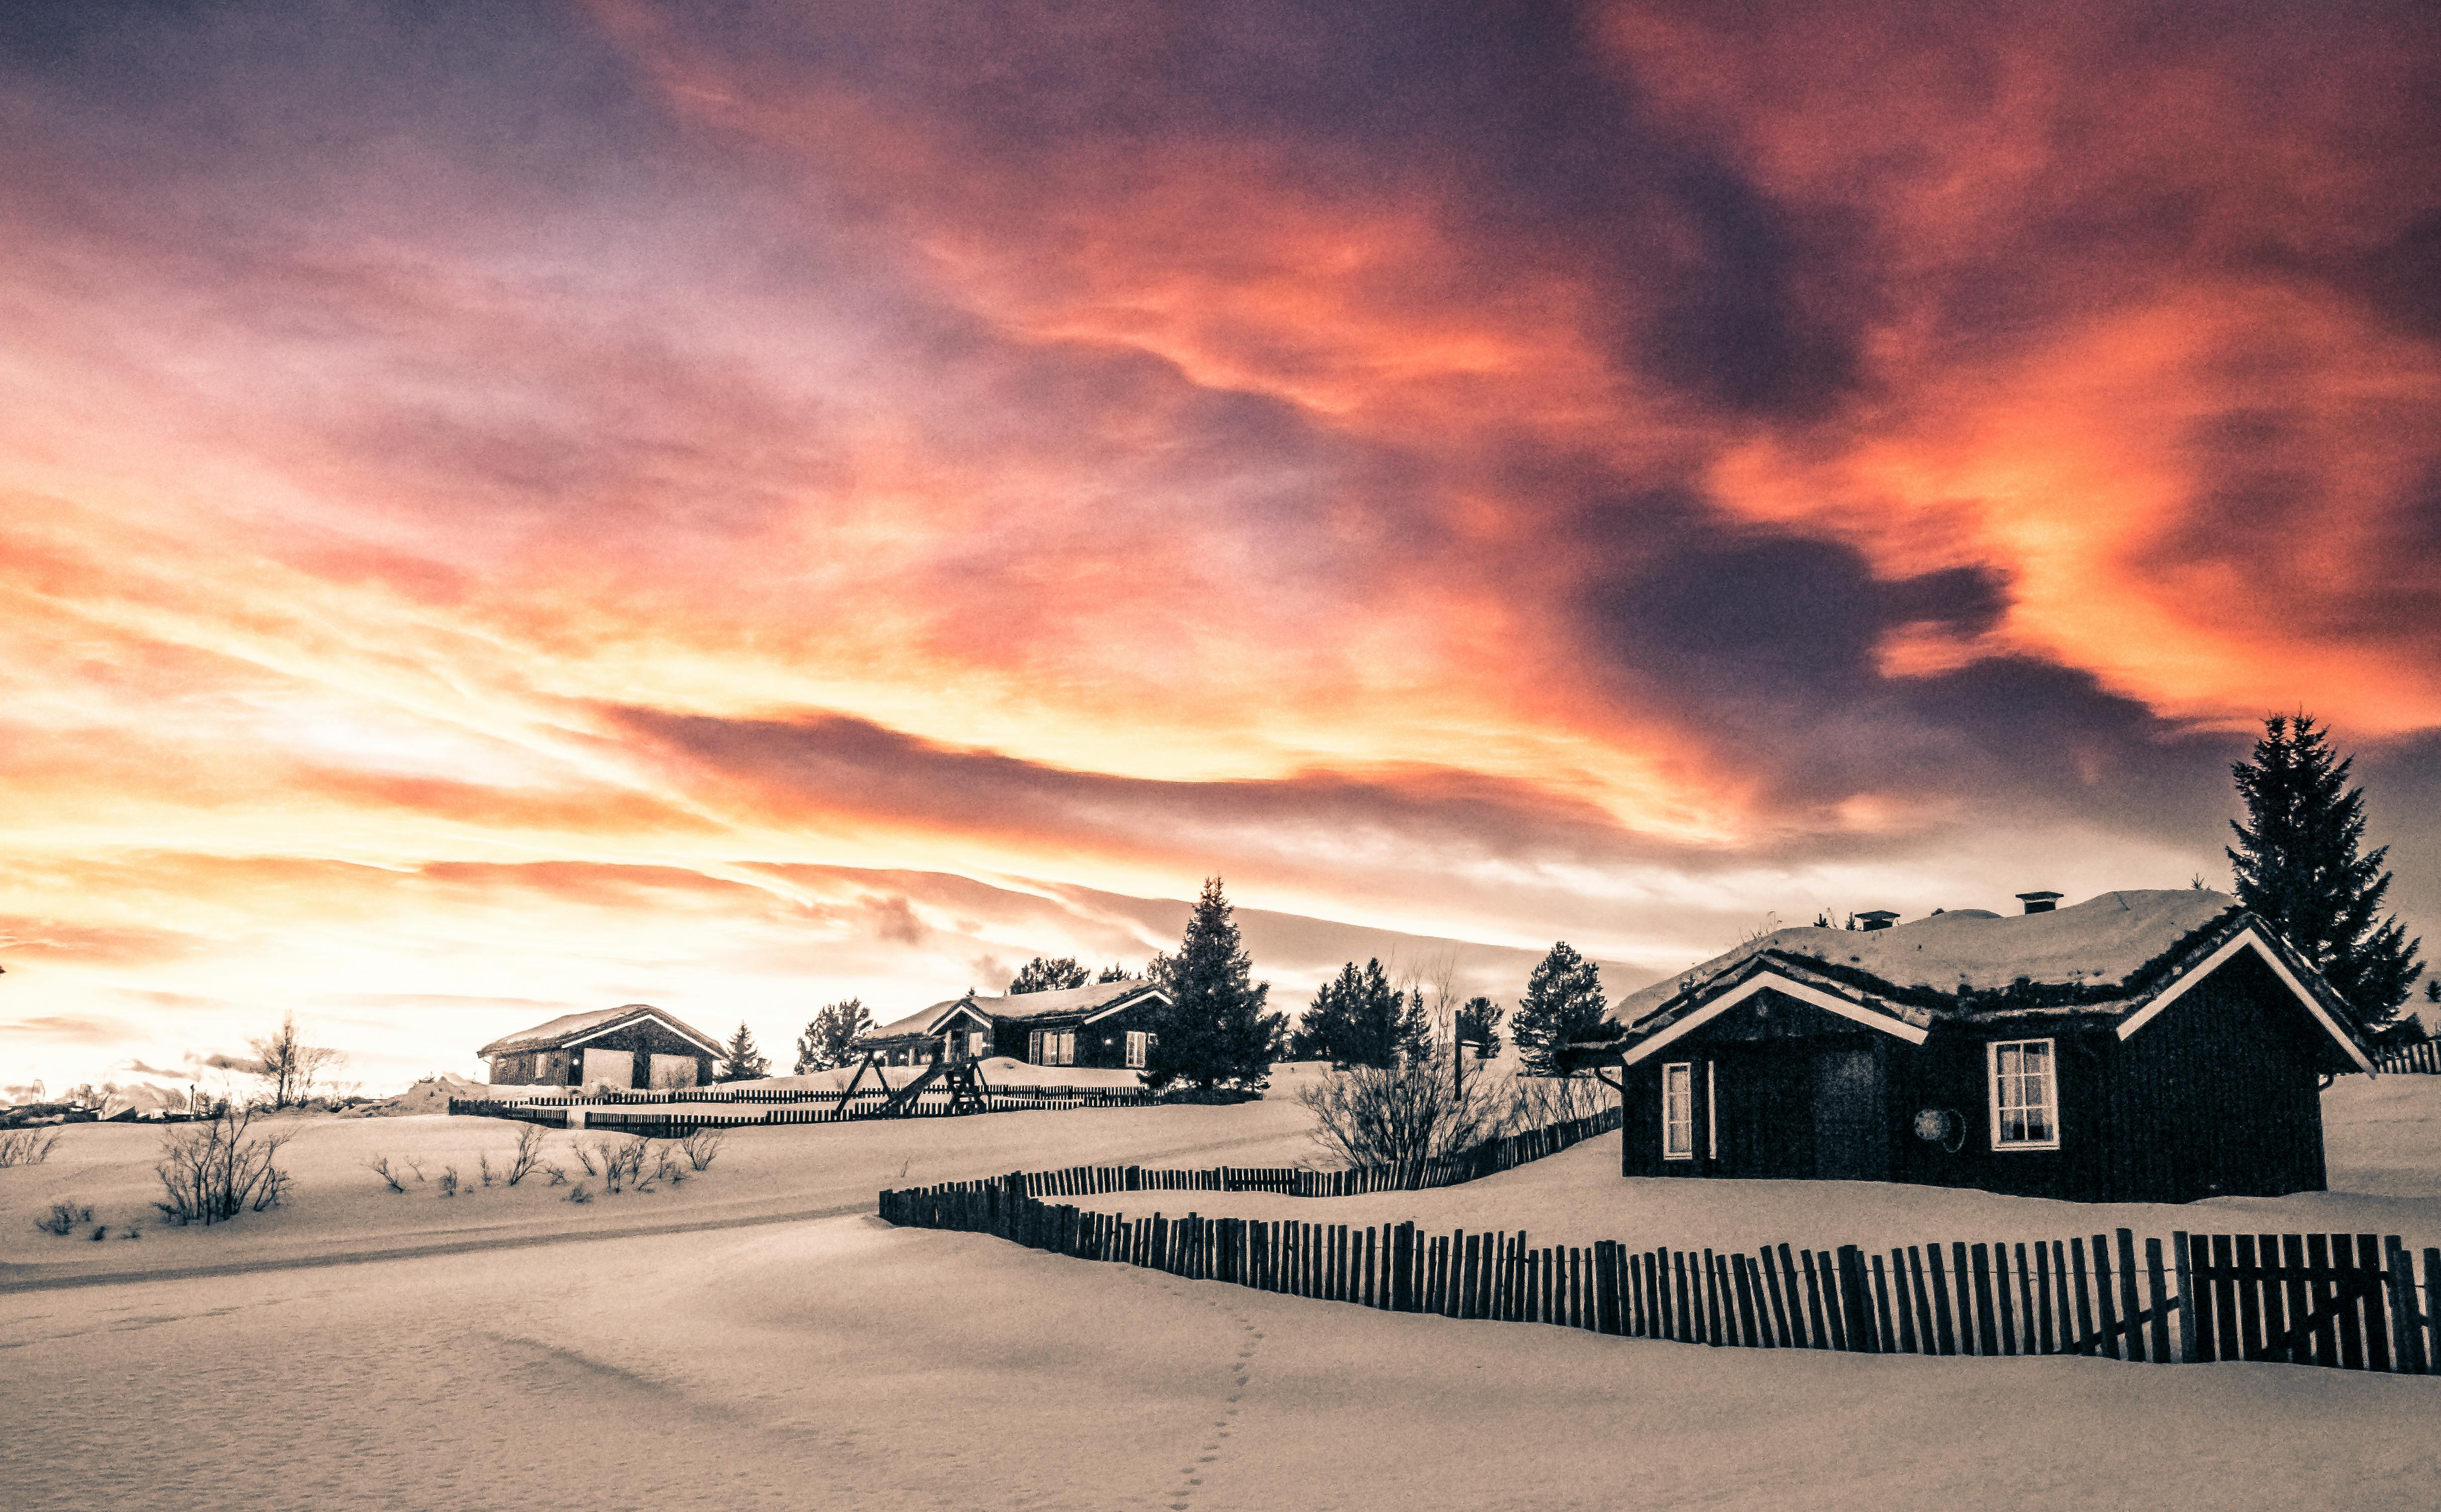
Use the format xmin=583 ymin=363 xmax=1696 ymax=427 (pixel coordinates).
xmin=1506 ymin=1071 xmax=1617 ymax=1128
xmin=1296 ymin=1057 xmax=1515 ymax=1175
xmin=477 ymin=1152 xmax=496 ymax=1187
xmin=403 ymin=1155 xmax=426 ymax=1183
xmin=89 ymin=1223 xmax=108 ymax=1241
xmin=571 ymin=1140 xmax=601 ymax=1177
xmin=0 ymin=1127 xmax=62 ymax=1168
xmin=503 ymin=1123 xmax=547 ymax=1186
xmin=565 ymin=1182 xmax=593 ymax=1204
xmin=539 ymin=1161 xmax=568 ymax=1187
xmin=436 ymin=1166 xmax=460 ymax=1198
xmin=35 ymin=1201 xmax=92 ymax=1237
xmin=364 ymin=1154 xmax=406 ymax=1193
xmin=678 ymin=1126 xmax=725 ymax=1172
xmin=154 ymin=1104 xmax=292 ymax=1225
xmin=652 ymin=1147 xmax=685 ymax=1186
xmin=596 ymin=1136 xmax=651 ymax=1194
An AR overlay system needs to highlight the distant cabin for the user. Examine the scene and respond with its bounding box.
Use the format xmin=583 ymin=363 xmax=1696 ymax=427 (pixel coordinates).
xmin=858 ymin=981 xmax=1170 ymax=1070
xmin=479 ymin=1004 xmax=722 ymax=1091
xmin=1582 ymin=890 xmax=2374 ymax=1204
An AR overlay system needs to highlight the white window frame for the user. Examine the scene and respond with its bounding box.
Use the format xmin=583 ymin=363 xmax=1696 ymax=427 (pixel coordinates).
xmin=1124 ymin=1030 xmax=1148 ymax=1068
xmin=1706 ymin=1061 xmax=1718 ymax=1160
xmin=1987 ymin=1038 xmax=2060 ymax=1151
xmin=1661 ymin=1063 xmax=1695 ymax=1161
xmin=1028 ymin=1029 xmax=1044 ymax=1064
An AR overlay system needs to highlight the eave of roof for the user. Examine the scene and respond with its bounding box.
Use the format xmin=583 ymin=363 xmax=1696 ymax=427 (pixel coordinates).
xmin=478 ymin=1004 xmax=724 ymax=1058
xmin=1606 ymin=905 xmax=2373 ymax=1072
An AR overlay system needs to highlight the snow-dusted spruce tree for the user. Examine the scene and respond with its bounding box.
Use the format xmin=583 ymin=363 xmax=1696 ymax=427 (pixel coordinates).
xmin=1143 ymin=877 xmax=1285 ymax=1092
xmin=795 ymin=999 xmax=871 ymax=1073
xmin=1455 ymin=995 xmax=1504 ymax=1059
xmin=1008 ymin=955 xmax=1089 ymax=993
xmin=1513 ymin=941 xmax=1608 ymax=1075
xmin=2228 ymin=713 xmax=2423 ymax=1034
xmin=715 ymin=1021 xmax=770 ymax=1082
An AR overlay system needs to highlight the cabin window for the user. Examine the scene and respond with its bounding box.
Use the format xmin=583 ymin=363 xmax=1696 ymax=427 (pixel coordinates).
xmin=1031 ymin=1030 xmax=1075 ymax=1066
xmin=1125 ymin=1030 xmax=1148 ymax=1068
xmin=1989 ymin=1039 xmax=2059 ymax=1150
xmin=1661 ymin=1063 xmax=1695 ymax=1160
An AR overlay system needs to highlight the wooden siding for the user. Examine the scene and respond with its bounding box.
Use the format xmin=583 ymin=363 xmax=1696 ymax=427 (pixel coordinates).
xmin=999 ymin=996 xmax=1164 ymax=1069
xmin=1617 ymin=955 xmax=2336 ymax=1204
xmin=488 ymin=1019 xmax=712 ymax=1089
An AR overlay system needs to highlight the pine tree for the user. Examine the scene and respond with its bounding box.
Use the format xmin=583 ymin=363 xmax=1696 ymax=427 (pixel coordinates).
xmin=1009 ymin=956 xmax=1090 ymax=994
xmin=1096 ymin=962 xmax=1132 ymax=983
xmin=1513 ymin=941 xmax=1608 ymax=1075
xmin=795 ymin=999 xmax=871 ymax=1072
xmin=1455 ymin=996 xmax=1504 ymax=1059
xmin=1143 ymin=877 xmax=1284 ymax=1091
xmin=2228 ymin=713 xmax=2423 ymax=1032
xmin=716 ymin=1021 xmax=770 ymax=1082
xmin=1292 ymin=965 xmax=1358 ymax=1061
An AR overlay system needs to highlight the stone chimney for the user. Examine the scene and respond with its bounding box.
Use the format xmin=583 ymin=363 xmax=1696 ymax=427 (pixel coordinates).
xmin=2015 ymin=891 xmax=2063 ymax=914
xmin=1856 ymin=909 xmax=1900 ymax=931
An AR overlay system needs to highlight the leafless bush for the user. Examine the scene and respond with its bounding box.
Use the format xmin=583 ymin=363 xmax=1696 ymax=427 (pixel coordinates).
xmin=679 ymin=1126 xmax=725 ymax=1172
xmin=596 ymin=1136 xmax=651 ymax=1194
xmin=477 ymin=1152 xmax=496 ymax=1187
xmin=1296 ymin=1057 xmax=1515 ymax=1173
xmin=35 ymin=1201 xmax=92 ymax=1237
xmin=0 ymin=1127 xmax=62 ymax=1168
xmin=403 ymin=1155 xmax=426 ymax=1183
xmin=565 ymin=1182 xmax=593 ymax=1204
xmin=436 ymin=1165 xmax=460 ymax=1198
xmin=1506 ymin=1071 xmax=1617 ymax=1128
xmin=89 ymin=1222 xmax=108 ymax=1241
xmin=364 ymin=1154 xmax=406 ymax=1193
xmin=154 ymin=1104 xmax=291 ymax=1225
xmin=652 ymin=1147 xmax=686 ymax=1186
xmin=503 ymin=1123 xmax=547 ymax=1186
xmin=539 ymin=1161 xmax=568 ymax=1187
xmin=571 ymin=1139 xmax=601 ymax=1177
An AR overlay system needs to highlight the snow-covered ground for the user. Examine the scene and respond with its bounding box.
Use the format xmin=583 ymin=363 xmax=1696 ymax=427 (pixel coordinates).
xmin=4 ymin=1076 xmax=2439 ymax=1510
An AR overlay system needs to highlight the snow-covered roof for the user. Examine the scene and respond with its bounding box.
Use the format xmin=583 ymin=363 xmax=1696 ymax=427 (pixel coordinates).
xmin=859 ymin=981 xmax=1167 ymax=1043
xmin=1598 ymin=890 xmax=2373 ymax=1073
xmin=863 ymin=996 xmax=999 ymax=1043
xmin=477 ymin=1004 xmax=722 ymax=1058
xmin=1613 ymin=891 xmax=2238 ymax=1026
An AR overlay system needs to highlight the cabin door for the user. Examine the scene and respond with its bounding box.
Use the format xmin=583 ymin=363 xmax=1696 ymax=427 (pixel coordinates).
xmin=1811 ymin=1044 xmax=1888 ymax=1181
xmin=1710 ymin=1049 xmax=1813 ymax=1179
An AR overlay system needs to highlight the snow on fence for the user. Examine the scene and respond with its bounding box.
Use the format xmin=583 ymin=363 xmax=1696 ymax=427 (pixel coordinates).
xmin=447 ymin=1083 xmax=1151 ymax=1132
xmin=2376 ymin=1042 xmax=2441 ymax=1075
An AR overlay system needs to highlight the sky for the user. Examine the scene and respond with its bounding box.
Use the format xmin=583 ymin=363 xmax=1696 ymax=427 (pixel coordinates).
xmin=2 ymin=1 xmax=2436 ymax=1097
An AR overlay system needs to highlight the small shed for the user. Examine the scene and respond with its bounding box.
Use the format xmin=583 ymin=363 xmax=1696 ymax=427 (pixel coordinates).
xmin=858 ymin=981 xmax=1172 ymax=1069
xmin=479 ymin=1004 xmax=722 ymax=1090
xmin=1582 ymin=890 xmax=2374 ymax=1203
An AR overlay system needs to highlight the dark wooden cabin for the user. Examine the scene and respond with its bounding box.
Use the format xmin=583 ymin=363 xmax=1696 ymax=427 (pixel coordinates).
xmin=1582 ymin=891 xmax=2374 ymax=1204
xmin=479 ymin=1004 xmax=721 ymax=1090
xmin=858 ymin=982 xmax=1171 ymax=1070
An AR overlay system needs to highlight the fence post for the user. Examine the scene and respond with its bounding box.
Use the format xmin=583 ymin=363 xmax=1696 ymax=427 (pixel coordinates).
xmin=2174 ymin=1232 xmax=2199 ymax=1363
xmin=2143 ymin=1238 xmax=2172 ymax=1363
xmin=2385 ymin=1238 xmax=2425 ymax=1374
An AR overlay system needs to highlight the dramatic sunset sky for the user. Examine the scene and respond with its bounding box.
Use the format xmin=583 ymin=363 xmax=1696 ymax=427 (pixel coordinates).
xmin=3 ymin=2 xmax=2436 ymax=1096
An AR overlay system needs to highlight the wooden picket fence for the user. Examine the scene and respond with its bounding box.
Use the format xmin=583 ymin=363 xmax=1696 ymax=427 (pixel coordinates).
xmin=1012 ymin=1106 xmax=1624 ymax=1200
xmin=879 ymin=1174 xmax=2441 ymax=1375
xmin=2376 ymin=1042 xmax=2441 ymax=1075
